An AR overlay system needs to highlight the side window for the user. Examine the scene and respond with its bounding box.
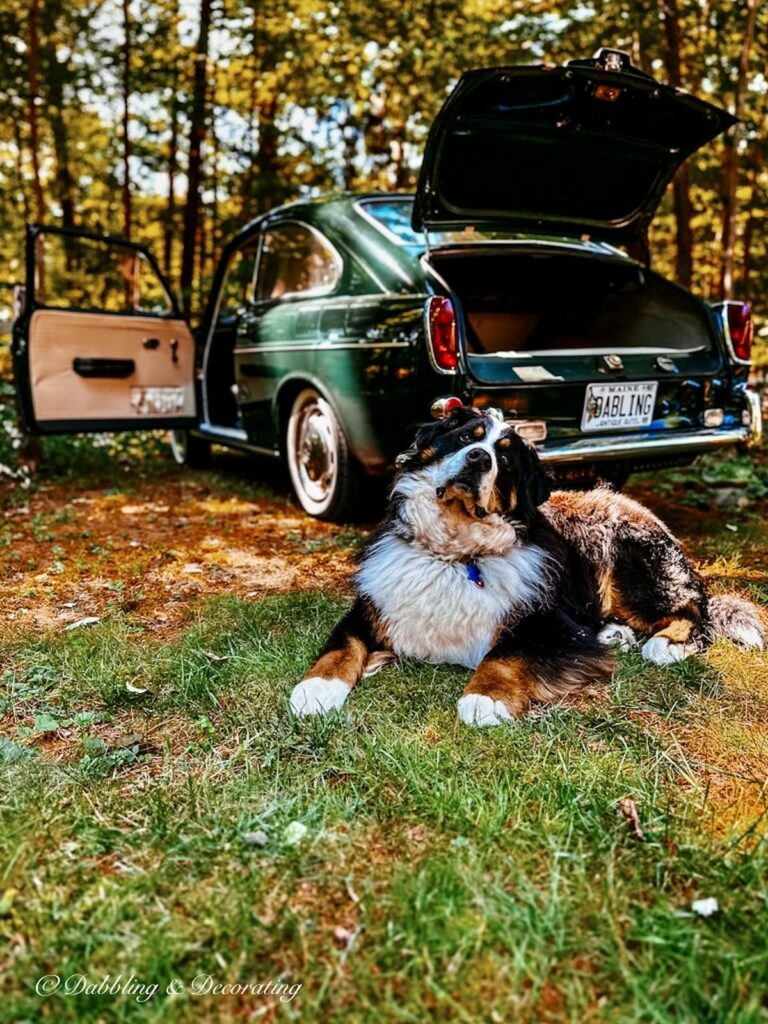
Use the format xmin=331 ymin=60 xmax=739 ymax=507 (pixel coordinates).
xmin=255 ymin=223 xmax=341 ymax=302
xmin=34 ymin=232 xmax=173 ymax=315
xmin=217 ymin=238 xmax=260 ymax=314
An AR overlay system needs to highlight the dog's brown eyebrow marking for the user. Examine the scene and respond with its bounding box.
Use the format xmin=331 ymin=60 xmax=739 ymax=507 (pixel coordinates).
xmin=498 ymin=436 xmax=512 ymax=448
xmin=473 ymin=425 xmax=485 ymax=438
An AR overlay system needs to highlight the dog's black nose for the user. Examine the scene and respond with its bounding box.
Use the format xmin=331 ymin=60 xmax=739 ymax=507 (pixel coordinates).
xmin=466 ymin=447 xmax=492 ymax=471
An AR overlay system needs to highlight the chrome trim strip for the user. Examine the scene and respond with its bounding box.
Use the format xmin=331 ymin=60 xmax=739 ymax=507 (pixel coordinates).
xmin=537 ymin=427 xmax=750 ymax=464
xmin=197 ymin=422 xmax=249 ymax=442
xmin=745 ymin=391 xmax=763 ymax=447
xmin=476 ymin=345 xmax=707 ymax=359
xmin=233 ymin=341 xmax=411 ymax=355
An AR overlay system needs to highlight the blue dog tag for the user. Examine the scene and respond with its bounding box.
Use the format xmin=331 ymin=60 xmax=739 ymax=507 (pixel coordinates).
xmin=467 ymin=561 xmax=484 ymax=588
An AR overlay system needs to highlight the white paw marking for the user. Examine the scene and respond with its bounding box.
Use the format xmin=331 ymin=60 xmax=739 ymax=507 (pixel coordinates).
xmin=457 ymin=693 xmax=513 ymax=728
xmin=598 ymin=624 xmax=638 ymax=650
xmin=641 ymin=636 xmax=688 ymax=666
xmin=289 ymin=677 xmax=350 ymax=717
xmin=729 ymin=625 xmax=765 ymax=651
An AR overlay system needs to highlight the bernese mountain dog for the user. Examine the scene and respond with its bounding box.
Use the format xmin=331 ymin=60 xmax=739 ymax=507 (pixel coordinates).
xmin=290 ymin=406 xmax=765 ymax=726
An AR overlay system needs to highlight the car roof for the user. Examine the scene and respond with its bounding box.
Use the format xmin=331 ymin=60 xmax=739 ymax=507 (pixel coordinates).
xmin=227 ymin=191 xmax=630 ymax=296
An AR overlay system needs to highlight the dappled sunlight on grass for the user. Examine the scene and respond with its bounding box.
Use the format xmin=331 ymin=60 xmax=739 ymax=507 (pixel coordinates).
xmin=1 ymin=439 xmax=768 ymax=1019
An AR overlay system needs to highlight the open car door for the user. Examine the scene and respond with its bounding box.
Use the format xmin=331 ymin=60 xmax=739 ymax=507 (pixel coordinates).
xmin=12 ymin=225 xmax=197 ymax=433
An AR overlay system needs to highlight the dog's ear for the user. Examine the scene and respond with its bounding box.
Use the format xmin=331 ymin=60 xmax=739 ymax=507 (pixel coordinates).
xmin=396 ymin=407 xmax=481 ymax=471
xmin=512 ymin=438 xmax=552 ymax=523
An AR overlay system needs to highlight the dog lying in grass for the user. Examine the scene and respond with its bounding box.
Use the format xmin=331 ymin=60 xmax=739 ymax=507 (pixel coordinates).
xmin=290 ymin=407 xmax=765 ymax=726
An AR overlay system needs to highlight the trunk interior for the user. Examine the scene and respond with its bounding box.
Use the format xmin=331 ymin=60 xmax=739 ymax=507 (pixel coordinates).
xmin=429 ymin=247 xmax=719 ymax=375
xmin=426 ymin=245 xmax=725 ymax=440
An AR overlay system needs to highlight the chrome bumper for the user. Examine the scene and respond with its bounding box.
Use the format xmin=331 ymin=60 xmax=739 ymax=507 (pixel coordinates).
xmin=537 ymin=426 xmax=752 ymax=465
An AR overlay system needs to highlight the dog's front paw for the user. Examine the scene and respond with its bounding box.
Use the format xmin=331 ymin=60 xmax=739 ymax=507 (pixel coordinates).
xmin=598 ymin=623 xmax=638 ymax=650
xmin=457 ymin=693 xmax=513 ymax=728
xmin=641 ymin=636 xmax=688 ymax=666
xmin=289 ymin=677 xmax=350 ymax=717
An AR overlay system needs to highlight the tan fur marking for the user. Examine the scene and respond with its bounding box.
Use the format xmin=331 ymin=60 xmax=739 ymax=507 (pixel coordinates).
xmin=463 ymin=658 xmax=533 ymax=716
xmin=653 ymin=617 xmax=696 ymax=643
xmin=308 ymin=637 xmax=368 ymax=689
xmin=473 ymin=425 xmax=485 ymax=438
xmin=463 ymin=649 xmax=615 ymax=717
xmin=498 ymin=436 xmax=512 ymax=448
xmin=599 ymin=568 xmax=655 ymax=632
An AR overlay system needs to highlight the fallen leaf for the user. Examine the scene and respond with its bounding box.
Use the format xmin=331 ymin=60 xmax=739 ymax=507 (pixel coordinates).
xmin=242 ymin=830 xmax=268 ymax=847
xmin=125 ymin=682 xmax=148 ymax=694
xmin=203 ymin=651 xmax=229 ymax=663
xmin=0 ymin=888 xmax=18 ymax=916
xmin=618 ymin=796 xmax=645 ymax=840
xmin=333 ymin=925 xmax=355 ymax=950
xmin=64 ymin=616 xmax=100 ymax=631
xmin=283 ymin=821 xmax=308 ymax=846
xmin=112 ymin=733 xmax=143 ymax=750
xmin=691 ymin=897 xmax=719 ymax=917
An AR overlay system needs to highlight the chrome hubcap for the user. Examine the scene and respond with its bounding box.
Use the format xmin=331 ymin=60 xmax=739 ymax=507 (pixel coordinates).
xmin=296 ymin=402 xmax=336 ymax=504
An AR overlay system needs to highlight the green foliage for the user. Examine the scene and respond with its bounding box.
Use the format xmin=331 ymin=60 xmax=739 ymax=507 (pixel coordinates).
xmin=0 ymin=0 xmax=766 ymax=320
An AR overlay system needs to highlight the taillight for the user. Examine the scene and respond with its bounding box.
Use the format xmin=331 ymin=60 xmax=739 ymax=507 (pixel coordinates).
xmin=725 ymin=301 xmax=753 ymax=363
xmin=425 ymin=296 xmax=458 ymax=372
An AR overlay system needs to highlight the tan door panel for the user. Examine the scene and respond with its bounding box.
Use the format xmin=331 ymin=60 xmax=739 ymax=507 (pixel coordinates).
xmin=29 ymin=309 xmax=196 ymax=424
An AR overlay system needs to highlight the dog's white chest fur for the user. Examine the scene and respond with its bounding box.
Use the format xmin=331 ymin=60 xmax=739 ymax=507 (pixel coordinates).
xmin=357 ymin=535 xmax=549 ymax=669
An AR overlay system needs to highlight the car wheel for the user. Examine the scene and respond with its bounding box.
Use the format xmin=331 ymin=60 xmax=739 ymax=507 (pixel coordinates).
xmin=169 ymin=429 xmax=211 ymax=469
xmin=285 ymin=387 xmax=361 ymax=521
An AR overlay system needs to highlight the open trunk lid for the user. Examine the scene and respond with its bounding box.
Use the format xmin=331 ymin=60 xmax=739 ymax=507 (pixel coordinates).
xmin=413 ymin=49 xmax=734 ymax=243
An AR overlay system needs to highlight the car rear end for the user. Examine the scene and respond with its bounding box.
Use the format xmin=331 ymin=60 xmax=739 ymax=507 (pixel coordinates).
xmin=422 ymin=242 xmax=759 ymax=485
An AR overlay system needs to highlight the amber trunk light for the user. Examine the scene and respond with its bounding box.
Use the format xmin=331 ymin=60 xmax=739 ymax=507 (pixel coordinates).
xmin=426 ymin=296 xmax=459 ymax=371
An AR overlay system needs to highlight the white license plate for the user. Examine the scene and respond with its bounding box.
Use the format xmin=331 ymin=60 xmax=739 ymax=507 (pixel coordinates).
xmin=581 ymin=381 xmax=658 ymax=432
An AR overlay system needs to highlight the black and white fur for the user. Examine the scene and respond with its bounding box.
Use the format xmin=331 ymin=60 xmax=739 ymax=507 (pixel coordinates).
xmin=290 ymin=408 xmax=765 ymax=726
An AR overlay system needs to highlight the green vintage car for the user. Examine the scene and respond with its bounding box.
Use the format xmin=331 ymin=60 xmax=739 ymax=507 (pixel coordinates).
xmin=12 ymin=49 xmax=761 ymax=520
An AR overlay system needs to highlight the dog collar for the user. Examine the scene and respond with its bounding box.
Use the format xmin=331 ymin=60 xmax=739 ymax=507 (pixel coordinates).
xmin=466 ymin=560 xmax=484 ymax=588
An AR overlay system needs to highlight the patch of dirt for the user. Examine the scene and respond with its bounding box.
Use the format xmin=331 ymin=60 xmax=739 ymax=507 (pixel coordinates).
xmin=0 ymin=473 xmax=365 ymax=642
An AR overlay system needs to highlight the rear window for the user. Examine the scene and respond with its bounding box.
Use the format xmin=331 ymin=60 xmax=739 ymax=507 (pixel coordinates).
xmin=358 ymin=198 xmax=516 ymax=249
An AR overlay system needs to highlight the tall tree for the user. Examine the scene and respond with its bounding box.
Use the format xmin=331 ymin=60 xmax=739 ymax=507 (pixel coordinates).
xmin=26 ymin=0 xmax=45 ymax=223
xmin=180 ymin=0 xmax=212 ymax=314
xmin=720 ymin=0 xmax=758 ymax=298
xmin=120 ymin=0 xmax=132 ymax=239
xmin=660 ymin=0 xmax=693 ymax=289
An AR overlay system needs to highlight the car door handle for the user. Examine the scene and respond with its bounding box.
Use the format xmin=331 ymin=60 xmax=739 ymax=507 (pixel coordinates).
xmin=73 ymin=357 xmax=136 ymax=379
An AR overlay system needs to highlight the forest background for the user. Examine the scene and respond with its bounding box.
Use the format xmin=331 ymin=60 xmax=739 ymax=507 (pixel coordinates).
xmin=0 ymin=0 xmax=765 ymax=334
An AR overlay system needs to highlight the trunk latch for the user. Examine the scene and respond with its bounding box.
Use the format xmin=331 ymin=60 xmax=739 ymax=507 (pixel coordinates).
xmin=602 ymin=353 xmax=624 ymax=371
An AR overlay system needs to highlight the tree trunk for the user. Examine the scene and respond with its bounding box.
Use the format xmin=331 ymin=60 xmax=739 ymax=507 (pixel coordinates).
xmin=164 ymin=82 xmax=179 ymax=279
xmin=740 ymin=147 xmax=764 ymax=289
xmin=720 ymin=0 xmax=757 ymax=299
xmin=180 ymin=0 xmax=212 ymax=316
xmin=12 ymin=119 xmax=31 ymax=225
xmin=121 ymin=0 xmax=132 ymax=240
xmin=660 ymin=0 xmax=693 ymax=289
xmin=27 ymin=0 xmax=45 ymax=222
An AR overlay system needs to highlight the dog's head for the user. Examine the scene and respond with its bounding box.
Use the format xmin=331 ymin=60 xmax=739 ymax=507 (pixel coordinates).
xmin=394 ymin=407 xmax=551 ymax=528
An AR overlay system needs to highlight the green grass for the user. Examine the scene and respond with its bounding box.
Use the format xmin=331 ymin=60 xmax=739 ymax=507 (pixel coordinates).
xmin=2 ymin=414 xmax=768 ymax=1021
xmin=2 ymin=591 xmax=768 ymax=1023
